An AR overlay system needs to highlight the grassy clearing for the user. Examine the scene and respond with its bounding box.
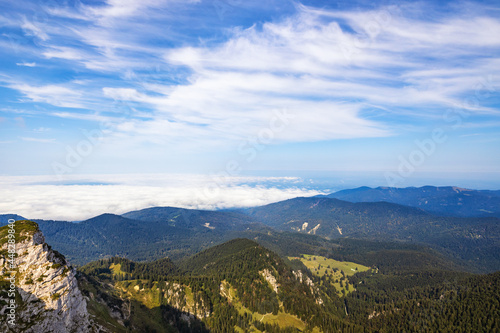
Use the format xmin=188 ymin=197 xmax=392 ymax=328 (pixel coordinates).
xmin=109 ymin=263 xmax=132 ymax=280
xmin=109 ymin=263 xmax=122 ymax=275
xmin=298 ymin=254 xmax=371 ymax=277
xmin=261 ymin=312 xmax=306 ymax=330
xmin=116 ymin=280 xmax=160 ymax=309
xmin=289 ymin=254 xmax=371 ymax=296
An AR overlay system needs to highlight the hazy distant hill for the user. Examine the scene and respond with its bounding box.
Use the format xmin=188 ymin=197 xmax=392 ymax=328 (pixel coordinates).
xmin=122 ymin=206 xmax=258 ymax=231
xmin=0 ymin=214 xmax=26 ymax=225
xmin=324 ymin=186 xmax=500 ymax=218
xmin=28 ymin=209 xmax=269 ymax=265
xmin=244 ymin=197 xmax=500 ymax=273
xmin=3 ymin=193 xmax=500 ymax=272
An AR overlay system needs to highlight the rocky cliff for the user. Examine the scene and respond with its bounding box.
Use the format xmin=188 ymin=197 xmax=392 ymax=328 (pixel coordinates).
xmin=0 ymin=220 xmax=100 ymax=332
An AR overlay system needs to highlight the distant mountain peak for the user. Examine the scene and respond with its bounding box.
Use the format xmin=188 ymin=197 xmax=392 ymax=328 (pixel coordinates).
xmin=327 ymin=186 xmax=500 ymax=218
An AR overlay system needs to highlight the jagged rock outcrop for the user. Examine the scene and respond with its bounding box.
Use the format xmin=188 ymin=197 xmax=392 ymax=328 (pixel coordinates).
xmin=260 ymin=269 xmax=279 ymax=293
xmin=163 ymin=281 xmax=211 ymax=319
xmin=292 ymin=270 xmax=323 ymax=305
xmin=0 ymin=220 xmax=100 ymax=332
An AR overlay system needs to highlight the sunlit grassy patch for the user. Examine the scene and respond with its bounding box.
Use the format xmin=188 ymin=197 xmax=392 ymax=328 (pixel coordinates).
xmin=289 ymin=254 xmax=371 ymax=296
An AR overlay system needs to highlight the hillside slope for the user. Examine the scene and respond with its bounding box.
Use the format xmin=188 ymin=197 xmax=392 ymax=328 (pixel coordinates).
xmin=244 ymin=197 xmax=500 ymax=273
xmin=33 ymin=211 xmax=268 ymax=265
xmin=122 ymin=206 xmax=259 ymax=231
xmin=81 ymin=238 xmax=360 ymax=332
xmin=2 ymin=221 xmax=497 ymax=332
xmin=80 ymin=238 xmax=500 ymax=332
xmin=0 ymin=214 xmax=27 ymax=225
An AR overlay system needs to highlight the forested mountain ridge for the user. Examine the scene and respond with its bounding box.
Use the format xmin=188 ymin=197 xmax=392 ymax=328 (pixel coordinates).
xmin=80 ymin=238 xmax=362 ymax=332
xmin=122 ymin=206 xmax=260 ymax=231
xmin=0 ymin=214 xmax=26 ymax=224
xmin=8 ymin=212 xmax=270 ymax=265
xmin=345 ymin=270 xmax=500 ymax=332
xmin=2 ymin=189 xmax=499 ymax=273
xmin=243 ymin=196 xmax=500 ymax=273
xmin=2 ymin=220 xmax=499 ymax=332
xmin=324 ymin=186 xmax=500 ymax=218
xmin=80 ymin=237 xmax=500 ymax=332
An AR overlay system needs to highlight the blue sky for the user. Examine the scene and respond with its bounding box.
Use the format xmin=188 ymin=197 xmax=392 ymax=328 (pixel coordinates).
xmin=1 ymin=0 xmax=500 ymax=219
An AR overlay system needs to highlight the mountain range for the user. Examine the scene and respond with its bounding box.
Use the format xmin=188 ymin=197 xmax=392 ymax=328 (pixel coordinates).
xmin=244 ymin=196 xmax=500 ymax=272
xmin=1 ymin=183 xmax=499 ymax=331
xmin=322 ymin=186 xmax=500 ymax=218
xmin=2 ymin=220 xmax=499 ymax=332
xmin=1 ymin=186 xmax=499 ymax=273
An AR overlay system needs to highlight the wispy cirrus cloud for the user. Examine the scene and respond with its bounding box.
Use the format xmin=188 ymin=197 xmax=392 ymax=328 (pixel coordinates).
xmin=164 ymin=4 xmax=500 ymax=114
xmin=100 ymin=2 xmax=497 ymax=145
xmin=82 ymin=0 xmax=200 ymax=23
xmin=3 ymin=2 xmax=500 ymax=127
xmin=21 ymin=137 xmax=56 ymax=143
xmin=9 ymin=83 xmax=84 ymax=108
xmin=43 ymin=46 xmax=85 ymax=60
xmin=16 ymin=61 xmax=36 ymax=67
xmin=0 ymin=0 xmax=499 ymax=176
xmin=20 ymin=17 xmax=49 ymax=41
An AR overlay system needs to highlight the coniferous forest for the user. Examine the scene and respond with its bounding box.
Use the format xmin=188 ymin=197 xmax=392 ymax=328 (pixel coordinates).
xmin=78 ymin=237 xmax=500 ymax=332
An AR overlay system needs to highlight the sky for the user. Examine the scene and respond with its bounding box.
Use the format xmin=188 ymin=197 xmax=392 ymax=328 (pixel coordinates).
xmin=1 ymin=0 xmax=500 ymax=220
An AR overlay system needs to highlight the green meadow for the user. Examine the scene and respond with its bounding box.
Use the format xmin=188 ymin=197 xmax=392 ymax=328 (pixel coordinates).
xmin=290 ymin=254 xmax=371 ymax=296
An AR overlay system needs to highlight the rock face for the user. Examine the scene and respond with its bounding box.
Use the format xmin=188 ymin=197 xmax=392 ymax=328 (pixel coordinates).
xmin=292 ymin=270 xmax=323 ymax=305
xmin=163 ymin=281 xmax=211 ymax=319
xmin=0 ymin=220 xmax=98 ymax=332
xmin=260 ymin=269 xmax=279 ymax=293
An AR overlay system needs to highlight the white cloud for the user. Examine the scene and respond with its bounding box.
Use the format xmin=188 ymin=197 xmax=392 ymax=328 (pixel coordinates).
xmin=21 ymin=17 xmax=49 ymax=41
xmin=43 ymin=46 xmax=84 ymax=60
xmin=49 ymin=112 xmax=115 ymax=123
xmin=33 ymin=127 xmax=51 ymax=133
xmin=16 ymin=62 xmax=36 ymax=67
xmin=86 ymin=0 xmax=163 ymax=20
xmin=9 ymin=83 xmax=84 ymax=109
xmin=102 ymin=87 xmax=146 ymax=101
xmin=21 ymin=137 xmax=56 ymax=143
xmin=152 ymin=3 xmax=500 ymax=144
xmin=0 ymin=174 xmax=323 ymax=220
xmin=82 ymin=0 xmax=200 ymax=27
xmin=3 ymin=1 xmax=500 ymax=151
